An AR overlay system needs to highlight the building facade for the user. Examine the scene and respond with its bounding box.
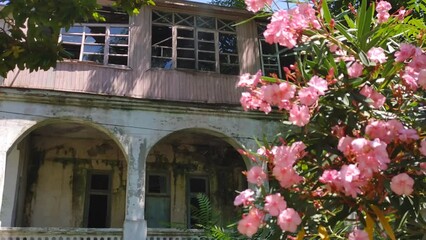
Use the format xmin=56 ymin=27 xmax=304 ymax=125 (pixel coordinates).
xmin=0 ymin=1 xmax=288 ymax=239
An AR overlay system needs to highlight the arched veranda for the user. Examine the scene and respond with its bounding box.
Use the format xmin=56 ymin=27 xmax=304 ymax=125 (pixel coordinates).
xmin=2 ymin=120 xmax=128 ymax=228
xmin=144 ymin=128 xmax=248 ymax=229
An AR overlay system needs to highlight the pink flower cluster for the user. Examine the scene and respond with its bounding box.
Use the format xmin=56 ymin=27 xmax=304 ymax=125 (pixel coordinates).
xmin=376 ymin=1 xmax=392 ymax=23
xmin=235 ymin=192 xmax=302 ymax=236
xmin=367 ymin=47 xmax=387 ymax=64
xmin=264 ymin=3 xmax=320 ymax=49
xmin=366 ymin=119 xmax=419 ymax=144
xmin=390 ymin=173 xmax=414 ymax=196
xmin=360 ymin=85 xmax=386 ymax=109
xmin=395 ymin=44 xmax=426 ymax=91
xmin=239 ymin=72 xmax=328 ymax=127
xmin=244 ymin=0 xmax=272 ymax=12
xmin=246 ymin=166 xmax=267 ymax=186
xmin=348 ymin=228 xmax=369 ymax=240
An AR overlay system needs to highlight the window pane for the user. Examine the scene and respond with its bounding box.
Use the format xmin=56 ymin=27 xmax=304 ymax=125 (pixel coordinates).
xmin=110 ymin=36 xmax=128 ymax=45
xmin=152 ymin=46 xmax=172 ymax=57
xmin=63 ymin=26 xmax=83 ymax=34
xmin=146 ymin=196 xmax=170 ymax=228
xmin=84 ymin=26 xmax=105 ymax=34
xmin=177 ymin=49 xmax=195 ymax=59
xmin=152 ymin=25 xmax=172 ymax=47
xmin=196 ymin=16 xmax=215 ymax=29
xmin=198 ymin=32 xmax=214 ymax=41
xmin=87 ymin=194 xmax=108 ymax=228
xmin=198 ymin=42 xmax=215 ymax=51
xmin=109 ymin=46 xmax=128 ymax=55
xmin=82 ymin=54 xmax=104 ymax=63
xmin=62 ymin=35 xmax=82 ymax=43
xmin=177 ymin=29 xmax=194 ymax=38
xmin=84 ymin=45 xmax=104 ymax=54
xmin=84 ymin=36 xmax=105 ymax=44
xmin=230 ymin=55 xmax=239 ymax=64
xmin=217 ymin=19 xmax=236 ymax=31
xmin=152 ymin=11 xmax=173 ymax=24
xmin=177 ymin=59 xmax=195 ymax=69
xmin=108 ymin=56 xmax=127 ymax=65
xmin=219 ymin=33 xmax=237 ymax=54
xmin=189 ymin=178 xmax=207 ymax=193
xmin=263 ymin=56 xmax=278 ymax=65
xmin=177 ymin=39 xmax=194 ymax=48
xmin=110 ymin=27 xmax=129 ymax=35
xmin=148 ymin=175 xmax=168 ymax=194
xmin=62 ymin=44 xmax=81 ymax=59
xmin=175 ymin=14 xmax=194 ymax=26
xmin=90 ymin=174 xmax=109 ymax=190
xmin=152 ymin=57 xmax=173 ymax=69
xmin=198 ymin=52 xmax=215 ymax=61
xmin=198 ymin=62 xmax=215 ymax=72
xmin=261 ymin=41 xmax=277 ymax=54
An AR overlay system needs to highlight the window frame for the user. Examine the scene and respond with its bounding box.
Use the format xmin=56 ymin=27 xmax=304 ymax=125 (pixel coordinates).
xmin=151 ymin=10 xmax=239 ymax=75
xmin=186 ymin=175 xmax=209 ymax=228
xmin=83 ymin=170 xmax=112 ymax=228
xmin=60 ymin=16 xmax=130 ymax=67
xmin=145 ymin=172 xmax=171 ymax=228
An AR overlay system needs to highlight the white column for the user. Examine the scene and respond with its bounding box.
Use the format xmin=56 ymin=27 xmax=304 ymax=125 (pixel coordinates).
xmin=0 ymin=150 xmax=7 ymax=227
xmin=123 ymin=137 xmax=150 ymax=240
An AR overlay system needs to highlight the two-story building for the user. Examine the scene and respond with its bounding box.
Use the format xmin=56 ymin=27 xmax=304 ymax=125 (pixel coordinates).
xmin=0 ymin=1 xmax=290 ymax=239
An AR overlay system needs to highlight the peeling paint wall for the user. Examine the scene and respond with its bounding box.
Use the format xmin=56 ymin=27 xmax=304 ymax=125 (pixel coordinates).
xmin=22 ymin=134 xmax=127 ymax=228
xmin=146 ymin=136 xmax=247 ymax=227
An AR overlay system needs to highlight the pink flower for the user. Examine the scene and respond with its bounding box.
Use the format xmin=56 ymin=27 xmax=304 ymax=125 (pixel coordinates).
xmin=398 ymin=128 xmax=419 ymax=143
xmin=272 ymin=141 xmax=306 ymax=167
xmin=367 ymin=47 xmax=387 ymax=64
xmin=338 ymin=136 xmax=354 ymax=155
xmin=395 ymin=43 xmax=416 ymax=62
xmin=319 ymin=169 xmax=339 ymax=184
xmin=376 ymin=1 xmax=392 ymax=12
xmin=247 ymin=166 xmax=267 ymax=186
xmin=360 ymin=85 xmax=386 ymax=108
xmin=237 ymin=70 xmax=262 ymax=88
xmin=348 ymin=228 xmax=369 ymax=240
xmin=289 ymin=104 xmax=310 ymax=127
xmin=298 ymin=86 xmax=320 ymax=106
xmin=376 ymin=1 xmax=392 ymax=23
xmin=420 ymin=139 xmax=426 ymax=156
xmin=234 ymin=189 xmax=255 ymax=206
xmin=365 ymin=119 xmax=405 ymax=143
xmin=277 ymin=208 xmax=302 ymax=232
xmin=339 ymin=164 xmax=363 ymax=197
xmin=307 ymin=75 xmax=328 ymax=95
xmin=261 ymin=82 xmax=296 ymax=110
xmin=273 ymin=166 xmax=303 ymax=188
xmin=418 ymin=69 xmax=426 ymax=90
xmin=245 ymin=0 xmax=272 ymax=12
xmin=397 ymin=9 xmax=407 ymax=21
xmin=264 ymin=193 xmax=287 ymax=216
xmin=347 ymin=62 xmax=364 ymax=78
xmin=390 ymin=173 xmax=414 ymax=196
xmin=237 ymin=208 xmax=264 ymax=237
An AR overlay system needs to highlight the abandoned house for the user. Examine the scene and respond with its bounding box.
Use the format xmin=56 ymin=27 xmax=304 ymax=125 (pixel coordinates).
xmin=0 ymin=0 xmax=291 ymax=239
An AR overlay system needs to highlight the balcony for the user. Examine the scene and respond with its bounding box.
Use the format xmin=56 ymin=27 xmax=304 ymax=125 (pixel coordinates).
xmin=0 ymin=227 xmax=204 ymax=240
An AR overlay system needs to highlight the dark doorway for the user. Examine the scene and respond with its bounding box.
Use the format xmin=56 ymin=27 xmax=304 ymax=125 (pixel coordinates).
xmin=85 ymin=172 xmax=111 ymax=228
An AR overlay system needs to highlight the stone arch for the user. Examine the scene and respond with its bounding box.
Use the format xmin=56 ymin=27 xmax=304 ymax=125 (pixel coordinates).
xmin=1 ymin=118 xmax=128 ymax=228
xmin=144 ymin=127 xmax=248 ymax=229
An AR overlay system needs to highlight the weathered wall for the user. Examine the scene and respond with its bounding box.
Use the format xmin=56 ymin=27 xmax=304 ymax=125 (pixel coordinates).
xmin=2 ymin=3 xmax=259 ymax=104
xmin=23 ymin=135 xmax=127 ymax=228
xmin=146 ymin=139 xmax=246 ymax=227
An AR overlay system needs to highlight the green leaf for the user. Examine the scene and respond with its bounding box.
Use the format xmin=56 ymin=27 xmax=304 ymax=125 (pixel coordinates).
xmin=321 ymin=0 xmax=332 ymax=23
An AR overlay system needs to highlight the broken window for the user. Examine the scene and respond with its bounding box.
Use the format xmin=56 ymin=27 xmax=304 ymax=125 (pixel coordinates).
xmin=151 ymin=10 xmax=239 ymax=75
xmin=145 ymin=173 xmax=171 ymax=228
xmin=257 ymin=23 xmax=295 ymax=78
xmin=60 ymin=8 xmax=130 ymax=66
xmin=187 ymin=176 xmax=209 ymax=228
xmin=84 ymin=172 xmax=112 ymax=228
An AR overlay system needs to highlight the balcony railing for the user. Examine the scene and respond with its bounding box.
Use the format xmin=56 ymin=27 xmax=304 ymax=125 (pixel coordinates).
xmin=0 ymin=227 xmax=123 ymax=240
xmin=0 ymin=227 xmax=204 ymax=240
xmin=147 ymin=228 xmax=204 ymax=240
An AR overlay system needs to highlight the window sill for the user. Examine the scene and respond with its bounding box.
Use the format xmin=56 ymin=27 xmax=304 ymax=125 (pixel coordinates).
xmin=58 ymin=60 xmax=133 ymax=71
xmin=149 ymin=67 xmax=239 ymax=77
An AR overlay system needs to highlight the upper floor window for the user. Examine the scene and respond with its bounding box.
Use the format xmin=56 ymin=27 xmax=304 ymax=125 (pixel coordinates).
xmin=60 ymin=8 xmax=130 ymax=66
xmin=257 ymin=23 xmax=295 ymax=78
xmin=151 ymin=10 xmax=239 ymax=75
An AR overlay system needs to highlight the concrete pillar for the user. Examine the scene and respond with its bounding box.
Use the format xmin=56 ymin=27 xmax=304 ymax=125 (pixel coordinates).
xmin=123 ymin=137 xmax=150 ymax=240
xmin=0 ymin=150 xmax=7 ymax=227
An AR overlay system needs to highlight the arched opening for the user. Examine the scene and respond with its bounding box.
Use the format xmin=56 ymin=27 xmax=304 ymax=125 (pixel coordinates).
xmin=145 ymin=128 xmax=247 ymax=229
xmin=4 ymin=121 xmax=127 ymax=228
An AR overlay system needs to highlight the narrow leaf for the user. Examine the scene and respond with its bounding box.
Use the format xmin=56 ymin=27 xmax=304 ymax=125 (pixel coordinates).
xmin=365 ymin=212 xmax=374 ymax=240
xmin=371 ymin=205 xmax=396 ymax=240
xmin=318 ymin=225 xmax=330 ymax=240
xmin=296 ymin=228 xmax=305 ymax=240
xmin=321 ymin=0 xmax=332 ymax=23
